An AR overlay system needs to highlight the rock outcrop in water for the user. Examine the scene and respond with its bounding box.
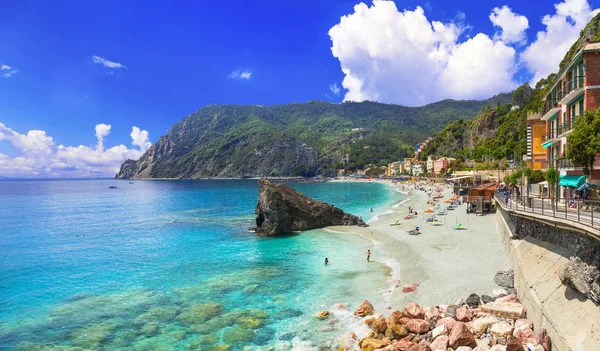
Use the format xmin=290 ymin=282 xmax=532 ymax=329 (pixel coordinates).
xmin=254 ymin=179 xmax=367 ymax=236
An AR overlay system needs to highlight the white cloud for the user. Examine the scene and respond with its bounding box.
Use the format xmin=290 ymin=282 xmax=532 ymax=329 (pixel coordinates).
xmin=92 ymin=55 xmax=127 ymax=69
xmin=489 ymin=6 xmax=529 ymax=44
xmin=522 ymin=0 xmax=600 ymax=83
xmin=0 ymin=123 xmax=151 ymax=178
xmin=1 ymin=63 xmax=18 ymax=78
xmin=328 ymin=1 xmax=518 ymax=106
xmin=228 ymin=70 xmax=253 ymax=80
xmin=329 ymin=82 xmax=341 ymax=96
xmin=130 ymin=126 xmax=151 ymax=152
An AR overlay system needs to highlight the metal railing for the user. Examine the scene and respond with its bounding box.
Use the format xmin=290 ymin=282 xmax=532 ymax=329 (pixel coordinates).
xmin=494 ymin=191 xmax=600 ymax=229
xmin=542 ymin=100 xmax=558 ymax=116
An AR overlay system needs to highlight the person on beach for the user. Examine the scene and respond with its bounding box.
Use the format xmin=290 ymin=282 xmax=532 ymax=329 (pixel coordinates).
xmin=325 ymin=258 xmax=329 ymax=265
xmin=370 ymin=207 xmax=373 ymax=212
xmin=367 ymin=249 xmax=371 ymax=262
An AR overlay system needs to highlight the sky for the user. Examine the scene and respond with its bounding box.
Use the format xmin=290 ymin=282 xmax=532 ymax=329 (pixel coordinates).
xmin=0 ymin=0 xmax=599 ymax=178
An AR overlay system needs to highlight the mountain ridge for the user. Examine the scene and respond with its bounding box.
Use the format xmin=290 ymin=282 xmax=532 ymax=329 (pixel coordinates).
xmin=116 ymin=95 xmax=511 ymax=179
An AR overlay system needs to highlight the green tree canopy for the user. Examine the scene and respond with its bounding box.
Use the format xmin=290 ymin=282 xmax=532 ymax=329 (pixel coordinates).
xmin=567 ymin=109 xmax=600 ymax=176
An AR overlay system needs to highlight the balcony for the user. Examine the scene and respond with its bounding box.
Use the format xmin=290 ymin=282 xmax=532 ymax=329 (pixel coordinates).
xmin=558 ymin=158 xmax=576 ymax=169
xmin=541 ymin=100 xmax=561 ymax=120
xmin=558 ymin=76 xmax=585 ymax=105
xmin=557 ymin=117 xmax=575 ymax=137
xmin=542 ymin=129 xmax=559 ymax=143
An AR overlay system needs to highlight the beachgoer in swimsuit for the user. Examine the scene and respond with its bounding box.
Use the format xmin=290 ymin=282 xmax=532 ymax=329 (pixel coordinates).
xmin=325 ymin=258 xmax=329 ymax=265
xmin=367 ymin=249 xmax=371 ymax=262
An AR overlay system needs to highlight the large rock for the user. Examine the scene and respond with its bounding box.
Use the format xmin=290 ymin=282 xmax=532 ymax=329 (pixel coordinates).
xmin=255 ymin=179 xmax=367 ymax=236
xmin=470 ymin=316 xmax=499 ymax=336
xmin=449 ymin=322 xmax=475 ymax=348
xmin=494 ymin=270 xmax=515 ymax=289
xmin=405 ymin=319 xmax=430 ymax=334
xmin=480 ymin=301 xmax=525 ymax=319
xmin=490 ymin=321 xmax=513 ymax=339
xmin=402 ymin=303 xmax=425 ymax=319
xmin=429 ymin=335 xmax=449 ymax=351
xmin=354 ymin=300 xmax=375 ymax=317
xmin=360 ymin=338 xmax=390 ymax=351
xmin=558 ymin=256 xmax=600 ymax=303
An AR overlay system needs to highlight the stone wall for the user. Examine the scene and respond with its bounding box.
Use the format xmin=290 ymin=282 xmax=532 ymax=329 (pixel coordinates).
xmin=495 ymin=208 xmax=600 ymax=351
xmin=509 ymin=213 xmax=600 ymax=268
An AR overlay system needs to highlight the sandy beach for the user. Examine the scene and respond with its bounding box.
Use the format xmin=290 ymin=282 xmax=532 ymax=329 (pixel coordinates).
xmin=329 ymin=180 xmax=511 ymax=311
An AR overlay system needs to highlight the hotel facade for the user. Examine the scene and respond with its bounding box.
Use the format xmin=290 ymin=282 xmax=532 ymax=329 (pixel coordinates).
xmin=539 ymin=41 xmax=600 ymax=189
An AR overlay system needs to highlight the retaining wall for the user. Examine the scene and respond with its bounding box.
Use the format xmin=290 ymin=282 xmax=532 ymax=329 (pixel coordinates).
xmin=495 ymin=207 xmax=600 ymax=351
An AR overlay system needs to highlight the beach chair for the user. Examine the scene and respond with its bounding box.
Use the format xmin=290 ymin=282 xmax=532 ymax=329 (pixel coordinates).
xmin=452 ymin=222 xmax=466 ymax=230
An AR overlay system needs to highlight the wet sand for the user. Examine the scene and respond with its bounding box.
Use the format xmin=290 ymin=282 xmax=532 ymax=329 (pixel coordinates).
xmin=329 ymin=182 xmax=511 ymax=311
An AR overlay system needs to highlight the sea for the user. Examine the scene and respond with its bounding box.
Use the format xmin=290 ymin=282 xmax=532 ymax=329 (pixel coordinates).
xmin=0 ymin=179 xmax=404 ymax=351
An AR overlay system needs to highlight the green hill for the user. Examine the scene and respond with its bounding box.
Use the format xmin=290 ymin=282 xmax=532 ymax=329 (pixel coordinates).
xmin=116 ymin=95 xmax=510 ymax=179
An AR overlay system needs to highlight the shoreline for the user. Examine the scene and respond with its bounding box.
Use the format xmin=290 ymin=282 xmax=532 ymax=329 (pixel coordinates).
xmin=328 ymin=180 xmax=511 ymax=310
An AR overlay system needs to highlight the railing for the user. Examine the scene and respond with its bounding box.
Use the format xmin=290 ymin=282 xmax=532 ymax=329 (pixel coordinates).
xmin=565 ymin=76 xmax=585 ymax=95
xmin=542 ymin=100 xmax=558 ymax=116
xmin=558 ymin=158 xmax=576 ymax=168
xmin=494 ymin=191 xmax=600 ymax=230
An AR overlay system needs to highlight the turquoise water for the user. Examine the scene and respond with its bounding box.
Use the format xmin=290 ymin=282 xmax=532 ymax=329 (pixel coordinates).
xmin=0 ymin=179 xmax=401 ymax=350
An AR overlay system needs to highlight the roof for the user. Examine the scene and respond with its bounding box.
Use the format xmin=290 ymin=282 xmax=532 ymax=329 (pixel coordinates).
xmin=471 ymin=183 xmax=500 ymax=191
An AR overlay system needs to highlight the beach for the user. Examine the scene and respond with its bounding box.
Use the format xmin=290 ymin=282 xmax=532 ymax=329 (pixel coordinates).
xmin=328 ymin=180 xmax=511 ymax=311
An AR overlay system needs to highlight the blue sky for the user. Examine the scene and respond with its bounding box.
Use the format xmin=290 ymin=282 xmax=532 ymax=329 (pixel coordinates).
xmin=0 ymin=0 xmax=599 ymax=177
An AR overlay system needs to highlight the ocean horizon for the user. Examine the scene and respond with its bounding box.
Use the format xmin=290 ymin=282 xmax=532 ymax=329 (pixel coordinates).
xmin=0 ymin=179 xmax=403 ymax=350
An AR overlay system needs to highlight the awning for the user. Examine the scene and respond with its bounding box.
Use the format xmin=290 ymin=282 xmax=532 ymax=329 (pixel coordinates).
xmin=578 ymin=182 xmax=598 ymax=191
xmin=447 ymin=175 xmax=474 ymax=181
xmin=542 ymin=141 xmax=553 ymax=149
xmin=559 ymin=175 xmax=585 ymax=188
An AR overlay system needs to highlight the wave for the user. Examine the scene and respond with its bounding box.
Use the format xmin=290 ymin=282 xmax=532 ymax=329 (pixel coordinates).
xmin=392 ymin=198 xmax=409 ymax=208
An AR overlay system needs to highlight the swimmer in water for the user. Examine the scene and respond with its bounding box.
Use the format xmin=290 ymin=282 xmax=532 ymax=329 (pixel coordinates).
xmin=367 ymin=249 xmax=371 ymax=262
xmin=325 ymin=258 xmax=329 ymax=265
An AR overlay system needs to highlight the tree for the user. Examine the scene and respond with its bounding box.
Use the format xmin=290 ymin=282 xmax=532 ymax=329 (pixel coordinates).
xmin=512 ymin=83 xmax=533 ymax=107
xmin=567 ymin=109 xmax=600 ymax=176
xmin=545 ymin=167 xmax=560 ymax=208
xmin=528 ymin=170 xmax=545 ymax=184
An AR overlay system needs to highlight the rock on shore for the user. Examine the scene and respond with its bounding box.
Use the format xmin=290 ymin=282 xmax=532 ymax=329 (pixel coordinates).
xmin=329 ymin=294 xmax=549 ymax=351
xmin=255 ymin=179 xmax=367 ymax=236
xmin=559 ymin=256 xmax=600 ymax=303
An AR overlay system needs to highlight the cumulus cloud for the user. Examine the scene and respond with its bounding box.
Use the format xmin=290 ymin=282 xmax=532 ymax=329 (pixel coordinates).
xmin=130 ymin=126 xmax=151 ymax=152
xmin=328 ymin=1 xmax=517 ymax=106
xmin=0 ymin=123 xmax=151 ymax=178
xmin=228 ymin=70 xmax=252 ymax=80
xmin=329 ymin=83 xmax=341 ymax=96
xmin=522 ymin=0 xmax=599 ymax=84
xmin=490 ymin=6 xmax=529 ymax=44
xmin=92 ymin=55 xmax=127 ymax=69
xmin=1 ymin=64 xmax=18 ymax=78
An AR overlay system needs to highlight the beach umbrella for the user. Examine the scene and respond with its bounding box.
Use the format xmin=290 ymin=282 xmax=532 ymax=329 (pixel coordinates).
xmin=444 ymin=200 xmax=452 ymax=203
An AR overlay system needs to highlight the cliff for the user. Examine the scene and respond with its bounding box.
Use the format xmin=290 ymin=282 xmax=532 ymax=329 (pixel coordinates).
xmin=254 ymin=179 xmax=367 ymax=236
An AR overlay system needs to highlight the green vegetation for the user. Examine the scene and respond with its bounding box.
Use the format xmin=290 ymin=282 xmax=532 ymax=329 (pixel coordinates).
xmin=558 ymin=12 xmax=600 ymax=71
xmin=567 ymin=109 xmax=600 ymax=176
xmin=420 ymin=84 xmax=545 ymax=163
xmin=118 ymin=95 xmax=511 ymax=178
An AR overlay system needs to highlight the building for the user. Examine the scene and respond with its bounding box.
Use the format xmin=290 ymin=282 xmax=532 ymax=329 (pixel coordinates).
xmin=526 ymin=112 xmax=547 ymax=171
xmin=403 ymin=158 xmax=415 ymax=174
xmin=386 ymin=161 xmax=403 ymax=177
xmin=540 ymin=41 xmax=600 ymax=187
xmin=433 ymin=157 xmax=453 ymax=174
xmin=412 ymin=161 xmax=425 ymax=176
xmin=426 ymin=156 xmax=435 ymax=174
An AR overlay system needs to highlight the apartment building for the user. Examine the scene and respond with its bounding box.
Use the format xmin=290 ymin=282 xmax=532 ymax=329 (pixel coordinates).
xmin=541 ymin=41 xmax=600 ymax=186
xmin=526 ymin=112 xmax=547 ymax=171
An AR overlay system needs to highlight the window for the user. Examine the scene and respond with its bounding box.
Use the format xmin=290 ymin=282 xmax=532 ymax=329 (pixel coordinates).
xmin=579 ymin=99 xmax=584 ymax=116
xmin=571 ymin=105 xmax=576 ymax=119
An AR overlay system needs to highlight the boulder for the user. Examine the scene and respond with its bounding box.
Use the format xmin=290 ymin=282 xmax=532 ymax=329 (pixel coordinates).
xmin=558 ymin=256 xmax=600 ymax=303
xmin=429 ymin=335 xmax=449 ymax=351
xmin=431 ymin=325 xmax=448 ymax=340
xmin=255 ymin=179 xmax=367 ymax=236
xmin=490 ymin=322 xmax=514 ymax=339
xmin=406 ymin=342 xmax=430 ymax=351
xmin=403 ymin=303 xmax=425 ymax=319
xmin=513 ymin=319 xmax=537 ymax=345
xmin=354 ymin=300 xmax=375 ymax=317
xmin=424 ymin=306 xmax=440 ymax=322
xmin=339 ymin=332 xmax=359 ymax=351
xmin=481 ymin=295 xmax=494 ymax=304
xmin=456 ymin=347 xmax=473 ymax=351
xmin=387 ymin=310 xmax=404 ymax=326
xmin=494 ymin=270 xmax=515 ymax=289
xmin=539 ymin=328 xmax=551 ymax=351
xmin=505 ymin=336 xmax=522 ymax=351
xmin=436 ymin=317 xmax=457 ymax=331
xmin=371 ymin=317 xmax=388 ymax=334
xmin=392 ymin=338 xmax=415 ymax=350
xmin=314 ymin=311 xmax=329 ymax=319
xmin=456 ymin=306 xmax=472 ymax=322
xmin=466 ymin=294 xmax=481 ymax=308
xmin=360 ymin=338 xmax=390 ymax=351
xmin=480 ymin=301 xmax=525 ymax=319
xmin=385 ymin=324 xmax=409 ymax=340
xmin=470 ymin=316 xmax=499 ymax=336
xmin=445 ymin=305 xmax=458 ymax=318
xmin=402 ymin=283 xmax=419 ymax=293
xmin=405 ymin=319 xmax=430 ymax=334
xmin=449 ymin=322 xmax=475 ymax=348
